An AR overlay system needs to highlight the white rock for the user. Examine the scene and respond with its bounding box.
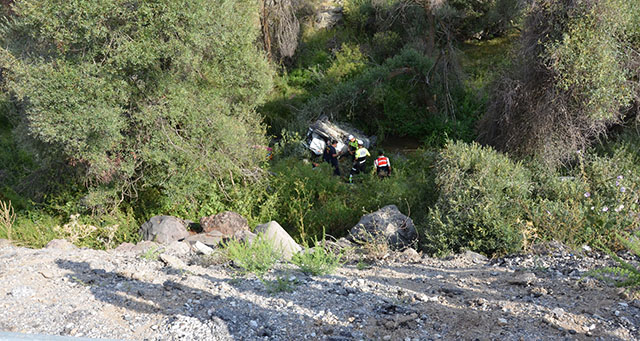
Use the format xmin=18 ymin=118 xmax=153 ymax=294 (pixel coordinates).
xmin=193 ymin=241 xmax=214 ymax=255
xmin=254 ymin=221 xmax=302 ymax=260
xmin=552 ymin=307 xmax=565 ymax=318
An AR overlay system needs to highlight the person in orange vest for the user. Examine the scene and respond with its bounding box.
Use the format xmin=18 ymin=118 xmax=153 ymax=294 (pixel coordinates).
xmin=374 ymin=150 xmax=391 ymax=178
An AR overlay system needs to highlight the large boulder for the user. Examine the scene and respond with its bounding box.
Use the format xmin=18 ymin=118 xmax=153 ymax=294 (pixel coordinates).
xmin=140 ymin=216 xmax=190 ymax=244
xmin=254 ymin=221 xmax=302 ymax=261
xmin=200 ymin=211 xmax=249 ymax=236
xmin=348 ymin=205 xmax=418 ymax=250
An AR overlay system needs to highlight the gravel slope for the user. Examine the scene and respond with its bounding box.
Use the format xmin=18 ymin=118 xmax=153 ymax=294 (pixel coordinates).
xmin=0 ymin=239 xmax=638 ymax=340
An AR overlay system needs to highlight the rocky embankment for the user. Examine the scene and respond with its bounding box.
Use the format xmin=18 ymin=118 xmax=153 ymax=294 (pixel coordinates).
xmin=0 ymin=238 xmax=639 ymax=341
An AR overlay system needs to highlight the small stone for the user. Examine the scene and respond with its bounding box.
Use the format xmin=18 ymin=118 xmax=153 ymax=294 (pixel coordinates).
xmin=508 ymin=272 xmax=536 ymax=286
xmin=257 ymin=328 xmax=272 ymax=337
xmin=528 ymin=286 xmax=548 ymax=297
xmin=10 ymin=286 xmax=35 ymax=298
xmin=249 ymin=320 xmax=258 ymax=328
xmin=383 ymin=336 xmax=392 ymax=341
xmin=497 ymin=318 xmax=508 ymax=326
xmin=552 ymin=308 xmax=565 ymax=318
xmin=614 ymin=310 xmax=620 ymax=317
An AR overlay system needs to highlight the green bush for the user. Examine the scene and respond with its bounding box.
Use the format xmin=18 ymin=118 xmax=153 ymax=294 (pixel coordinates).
xmin=425 ymin=141 xmax=531 ymax=256
xmin=326 ymin=43 xmax=368 ymax=82
xmin=1 ymin=0 xmax=273 ymax=215
xmin=6 ymin=211 xmax=61 ymax=248
xmin=224 ymin=234 xmax=281 ymax=277
xmin=589 ymin=231 xmax=640 ymax=291
xmin=529 ymin=138 xmax=640 ymax=247
xmin=292 ymin=236 xmax=343 ymax=276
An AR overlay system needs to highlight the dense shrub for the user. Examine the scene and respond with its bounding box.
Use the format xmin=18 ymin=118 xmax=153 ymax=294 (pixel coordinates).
xmin=296 ymin=48 xmax=474 ymax=143
xmin=530 ymin=135 xmax=640 ymax=248
xmin=479 ymin=0 xmax=640 ymax=166
xmin=0 ymin=0 xmax=273 ymax=215
xmin=424 ymin=141 xmax=531 ymax=256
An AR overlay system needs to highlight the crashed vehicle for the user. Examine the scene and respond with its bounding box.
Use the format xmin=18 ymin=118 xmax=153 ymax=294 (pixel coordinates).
xmin=303 ymin=116 xmax=376 ymax=156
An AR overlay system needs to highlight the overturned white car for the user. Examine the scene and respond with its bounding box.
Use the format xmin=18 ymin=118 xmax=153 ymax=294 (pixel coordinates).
xmin=303 ymin=116 xmax=376 ymax=156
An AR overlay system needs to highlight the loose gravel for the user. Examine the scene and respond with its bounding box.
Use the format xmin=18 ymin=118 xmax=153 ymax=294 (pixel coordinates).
xmin=0 ymin=238 xmax=638 ymax=340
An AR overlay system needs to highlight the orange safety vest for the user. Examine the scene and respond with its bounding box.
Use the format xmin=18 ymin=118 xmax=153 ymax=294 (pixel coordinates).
xmin=375 ymin=156 xmax=389 ymax=168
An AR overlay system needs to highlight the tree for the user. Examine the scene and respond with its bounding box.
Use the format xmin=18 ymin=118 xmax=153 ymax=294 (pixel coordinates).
xmin=478 ymin=0 xmax=640 ymax=166
xmin=0 ymin=0 xmax=273 ymax=213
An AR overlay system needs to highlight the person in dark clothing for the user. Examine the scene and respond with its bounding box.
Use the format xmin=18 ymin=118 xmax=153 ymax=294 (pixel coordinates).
xmin=322 ymin=141 xmax=331 ymax=164
xmin=325 ymin=140 xmax=340 ymax=176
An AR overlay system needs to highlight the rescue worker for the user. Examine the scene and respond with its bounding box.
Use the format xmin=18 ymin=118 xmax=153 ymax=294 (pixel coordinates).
xmin=374 ymin=150 xmax=391 ymax=178
xmin=349 ymin=140 xmax=370 ymax=183
xmin=325 ymin=140 xmax=341 ymax=176
xmin=347 ymin=135 xmax=358 ymax=161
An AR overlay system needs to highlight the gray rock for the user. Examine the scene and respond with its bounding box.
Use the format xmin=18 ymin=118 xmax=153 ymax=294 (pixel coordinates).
xmin=45 ymin=239 xmax=77 ymax=250
xmin=200 ymin=211 xmax=249 ymax=236
xmin=140 ymin=216 xmax=190 ymax=244
xmin=131 ymin=241 xmax=160 ymax=254
xmin=113 ymin=242 xmax=136 ymax=253
xmin=254 ymin=221 xmax=301 ymax=261
xmin=400 ymin=248 xmax=421 ymax=262
xmin=159 ymin=254 xmax=186 ymax=269
xmin=162 ymin=241 xmax=191 ymax=257
xmin=348 ymin=205 xmax=418 ymax=250
xmin=184 ymin=231 xmax=224 ymax=247
xmin=233 ymin=230 xmax=257 ymax=244
xmin=508 ymin=272 xmax=537 ymax=286
xmin=459 ymin=250 xmax=488 ymax=264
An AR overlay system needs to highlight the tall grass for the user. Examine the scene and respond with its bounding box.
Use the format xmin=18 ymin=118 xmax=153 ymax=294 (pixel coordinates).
xmin=0 ymin=200 xmax=15 ymax=240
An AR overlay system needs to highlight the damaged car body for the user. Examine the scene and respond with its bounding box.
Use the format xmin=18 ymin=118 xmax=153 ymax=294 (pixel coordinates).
xmin=303 ymin=116 xmax=376 ymax=156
